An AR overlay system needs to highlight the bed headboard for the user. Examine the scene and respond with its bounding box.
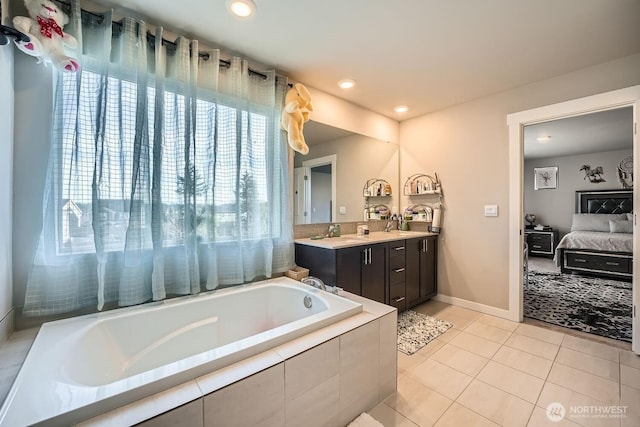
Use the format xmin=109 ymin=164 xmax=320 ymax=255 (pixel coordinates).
xmin=575 ymin=190 xmax=633 ymax=214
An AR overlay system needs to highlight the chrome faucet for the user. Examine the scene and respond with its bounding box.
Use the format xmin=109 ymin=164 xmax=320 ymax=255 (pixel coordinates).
xmin=301 ymin=276 xmax=342 ymax=295
xmin=384 ymin=221 xmax=394 ymax=232
xmin=301 ymin=276 xmax=326 ymax=291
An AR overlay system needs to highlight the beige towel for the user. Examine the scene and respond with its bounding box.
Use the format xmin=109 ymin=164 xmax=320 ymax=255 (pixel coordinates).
xmin=347 ymin=412 xmax=384 ymax=427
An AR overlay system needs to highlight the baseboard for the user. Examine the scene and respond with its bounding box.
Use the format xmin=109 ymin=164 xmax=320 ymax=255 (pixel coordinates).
xmin=433 ymin=294 xmax=517 ymax=322
xmin=0 ymin=308 xmax=15 ymax=348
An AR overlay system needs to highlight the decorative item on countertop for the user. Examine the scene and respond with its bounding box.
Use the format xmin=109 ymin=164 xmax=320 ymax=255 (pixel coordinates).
xmin=281 ymin=83 xmax=313 ymax=155
xmin=429 ymin=204 xmax=442 ymax=233
xmin=284 ymin=266 xmax=309 ymax=281
xmin=617 ymin=155 xmax=633 ymax=189
xmin=356 ymin=224 xmax=369 ymax=235
xmin=12 ymin=0 xmax=79 ymax=72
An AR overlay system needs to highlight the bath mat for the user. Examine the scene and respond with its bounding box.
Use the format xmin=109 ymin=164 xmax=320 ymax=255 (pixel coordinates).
xmin=525 ymin=270 xmax=632 ymax=342
xmin=397 ymin=310 xmax=453 ymax=355
xmin=347 ymin=412 xmax=384 ymax=427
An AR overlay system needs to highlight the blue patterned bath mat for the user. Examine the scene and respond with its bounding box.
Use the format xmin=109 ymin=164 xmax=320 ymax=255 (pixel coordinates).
xmin=397 ymin=310 xmax=453 ymax=355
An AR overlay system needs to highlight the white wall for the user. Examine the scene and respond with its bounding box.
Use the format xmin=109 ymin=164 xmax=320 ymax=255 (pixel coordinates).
xmin=524 ymin=149 xmax=633 ymax=235
xmin=0 ymin=0 xmax=15 ymax=342
xmin=400 ymin=53 xmax=640 ymax=310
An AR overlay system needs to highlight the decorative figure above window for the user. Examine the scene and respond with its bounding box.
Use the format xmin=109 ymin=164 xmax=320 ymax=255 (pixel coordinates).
xmin=12 ymin=0 xmax=79 ymax=72
xmin=281 ymin=83 xmax=313 ymax=155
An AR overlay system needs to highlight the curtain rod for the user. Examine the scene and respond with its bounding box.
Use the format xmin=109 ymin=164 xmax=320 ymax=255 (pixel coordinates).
xmin=54 ymin=0 xmax=272 ymax=81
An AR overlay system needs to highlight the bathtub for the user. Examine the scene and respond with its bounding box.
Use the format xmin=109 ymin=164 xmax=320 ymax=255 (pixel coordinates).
xmin=0 ymin=277 xmax=363 ymax=426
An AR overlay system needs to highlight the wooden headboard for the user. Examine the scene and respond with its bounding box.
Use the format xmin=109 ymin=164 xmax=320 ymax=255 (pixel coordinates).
xmin=575 ymin=189 xmax=633 ymax=214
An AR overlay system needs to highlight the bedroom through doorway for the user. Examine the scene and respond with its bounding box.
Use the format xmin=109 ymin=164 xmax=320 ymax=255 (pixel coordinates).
xmin=522 ymin=108 xmax=634 ymax=345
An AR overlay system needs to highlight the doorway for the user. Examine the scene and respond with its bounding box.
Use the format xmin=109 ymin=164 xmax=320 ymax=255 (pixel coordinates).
xmin=522 ymin=108 xmax=633 ymax=344
xmin=507 ymin=85 xmax=640 ymax=353
xmin=293 ymin=154 xmax=337 ymax=225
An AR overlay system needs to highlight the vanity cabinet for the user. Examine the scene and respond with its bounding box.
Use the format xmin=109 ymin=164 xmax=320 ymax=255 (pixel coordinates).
xmin=294 ymin=234 xmax=437 ymax=309
xmin=405 ymin=236 xmax=437 ymax=307
xmin=295 ymin=242 xmax=387 ymax=303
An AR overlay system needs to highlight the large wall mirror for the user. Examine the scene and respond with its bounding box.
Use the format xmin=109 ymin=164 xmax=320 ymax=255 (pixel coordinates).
xmin=293 ymin=121 xmax=399 ymax=224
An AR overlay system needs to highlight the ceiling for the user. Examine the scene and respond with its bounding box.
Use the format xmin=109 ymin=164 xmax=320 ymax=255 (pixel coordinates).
xmin=96 ymin=0 xmax=640 ymax=121
xmin=524 ymin=107 xmax=633 ymax=159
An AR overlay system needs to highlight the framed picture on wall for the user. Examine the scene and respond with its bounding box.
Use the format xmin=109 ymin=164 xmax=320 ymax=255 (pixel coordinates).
xmin=534 ymin=166 xmax=558 ymax=190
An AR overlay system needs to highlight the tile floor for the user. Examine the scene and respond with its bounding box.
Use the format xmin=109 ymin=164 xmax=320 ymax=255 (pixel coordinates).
xmin=1 ymin=301 xmax=639 ymax=427
xmin=370 ymin=300 xmax=640 ymax=427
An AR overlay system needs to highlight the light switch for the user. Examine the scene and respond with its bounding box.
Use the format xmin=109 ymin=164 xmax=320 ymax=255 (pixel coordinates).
xmin=484 ymin=205 xmax=498 ymax=217
xmin=339 ymin=206 xmax=346 ymax=215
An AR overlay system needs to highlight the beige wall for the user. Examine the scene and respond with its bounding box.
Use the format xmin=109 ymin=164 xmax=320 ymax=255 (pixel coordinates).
xmin=400 ymin=53 xmax=640 ymax=310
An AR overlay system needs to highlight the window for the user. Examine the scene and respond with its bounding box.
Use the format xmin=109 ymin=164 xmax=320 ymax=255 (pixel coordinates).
xmin=56 ymin=70 xmax=276 ymax=255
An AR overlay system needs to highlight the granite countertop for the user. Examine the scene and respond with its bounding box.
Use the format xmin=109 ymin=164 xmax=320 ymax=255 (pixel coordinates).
xmin=294 ymin=230 xmax=438 ymax=249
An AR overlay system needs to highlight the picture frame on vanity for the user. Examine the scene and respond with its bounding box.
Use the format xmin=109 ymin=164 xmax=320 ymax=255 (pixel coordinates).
xmin=534 ymin=166 xmax=558 ymax=190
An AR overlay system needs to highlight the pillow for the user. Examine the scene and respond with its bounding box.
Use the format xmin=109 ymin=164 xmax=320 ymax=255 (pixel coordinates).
xmin=571 ymin=213 xmax=627 ymax=232
xmin=609 ymin=219 xmax=633 ymax=233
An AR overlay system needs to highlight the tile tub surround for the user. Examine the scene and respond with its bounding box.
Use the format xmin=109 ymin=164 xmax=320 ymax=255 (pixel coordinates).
xmin=0 ymin=292 xmax=396 ymax=426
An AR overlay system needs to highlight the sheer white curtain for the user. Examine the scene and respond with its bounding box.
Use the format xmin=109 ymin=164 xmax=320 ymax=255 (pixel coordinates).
xmin=23 ymin=0 xmax=293 ymax=316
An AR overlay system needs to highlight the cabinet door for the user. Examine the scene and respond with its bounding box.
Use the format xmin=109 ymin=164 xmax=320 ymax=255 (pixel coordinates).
xmin=420 ymin=237 xmax=437 ymax=299
xmin=405 ymin=238 xmax=422 ymax=306
xmin=336 ymin=246 xmax=362 ymax=295
xmin=362 ymin=244 xmax=386 ymax=303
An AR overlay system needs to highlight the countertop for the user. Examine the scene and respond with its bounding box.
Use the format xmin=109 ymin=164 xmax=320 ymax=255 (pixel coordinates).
xmin=294 ymin=230 xmax=438 ymax=249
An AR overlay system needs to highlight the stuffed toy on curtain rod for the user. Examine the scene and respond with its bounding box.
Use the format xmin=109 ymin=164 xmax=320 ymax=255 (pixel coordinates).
xmin=13 ymin=0 xmax=80 ymax=72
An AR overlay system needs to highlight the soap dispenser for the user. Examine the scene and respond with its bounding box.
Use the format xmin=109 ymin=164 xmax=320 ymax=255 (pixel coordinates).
xmin=333 ymin=224 xmax=341 ymax=237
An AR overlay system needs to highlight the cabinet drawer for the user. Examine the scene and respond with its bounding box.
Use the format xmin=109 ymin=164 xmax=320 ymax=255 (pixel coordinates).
xmin=529 ymin=241 xmax=552 ymax=253
xmin=566 ymin=252 xmax=630 ymax=273
xmin=389 ymin=282 xmax=406 ymax=311
xmin=390 ymin=266 xmax=406 ymax=285
xmin=389 ymin=242 xmax=406 ymax=257
xmin=528 ymin=233 xmax=551 ymax=243
xmin=390 ymin=255 xmax=405 ymax=270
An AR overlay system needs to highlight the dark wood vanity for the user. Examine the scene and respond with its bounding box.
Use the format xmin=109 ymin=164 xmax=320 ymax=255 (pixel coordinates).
xmin=295 ymin=233 xmax=437 ymax=311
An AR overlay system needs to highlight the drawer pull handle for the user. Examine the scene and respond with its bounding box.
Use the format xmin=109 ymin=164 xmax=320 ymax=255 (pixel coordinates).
xmin=574 ymin=259 xmax=587 ymax=263
xmin=394 ymin=246 xmax=405 ymax=251
xmin=532 ymin=245 xmax=542 ymax=249
xmin=394 ymin=297 xmax=406 ymax=302
xmin=394 ymin=268 xmax=405 ymax=273
xmin=606 ymin=262 xmax=620 ymax=266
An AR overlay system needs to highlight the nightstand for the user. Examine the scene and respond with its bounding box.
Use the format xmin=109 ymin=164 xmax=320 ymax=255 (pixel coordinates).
xmin=524 ymin=229 xmax=559 ymax=258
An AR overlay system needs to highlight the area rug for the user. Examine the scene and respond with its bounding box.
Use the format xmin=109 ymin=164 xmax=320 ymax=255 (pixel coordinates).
xmin=525 ymin=270 xmax=632 ymax=342
xmin=397 ymin=310 xmax=453 ymax=355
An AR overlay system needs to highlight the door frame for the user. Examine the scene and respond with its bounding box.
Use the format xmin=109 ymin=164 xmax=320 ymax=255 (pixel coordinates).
xmin=302 ymin=154 xmax=337 ymax=223
xmin=506 ymin=86 xmax=640 ymax=352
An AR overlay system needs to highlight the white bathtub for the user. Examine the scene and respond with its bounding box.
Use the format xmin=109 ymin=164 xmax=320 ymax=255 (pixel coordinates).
xmin=0 ymin=277 xmax=363 ymax=426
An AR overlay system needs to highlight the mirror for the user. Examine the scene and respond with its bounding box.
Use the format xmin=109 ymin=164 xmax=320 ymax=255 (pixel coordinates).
xmin=293 ymin=121 xmax=399 ymax=224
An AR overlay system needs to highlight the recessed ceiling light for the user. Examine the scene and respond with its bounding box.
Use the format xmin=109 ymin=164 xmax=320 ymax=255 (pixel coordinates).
xmin=337 ymin=79 xmax=356 ymax=89
xmin=536 ymin=136 xmax=552 ymax=142
xmin=394 ymin=105 xmax=409 ymax=113
xmin=227 ymin=0 xmax=256 ymax=17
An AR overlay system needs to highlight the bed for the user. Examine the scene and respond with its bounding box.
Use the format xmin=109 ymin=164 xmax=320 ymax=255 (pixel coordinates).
xmin=555 ymin=189 xmax=633 ymax=281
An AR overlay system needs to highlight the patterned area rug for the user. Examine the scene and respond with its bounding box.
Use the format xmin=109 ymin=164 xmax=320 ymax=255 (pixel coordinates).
xmin=397 ymin=310 xmax=453 ymax=355
xmin=525 ymin=270 xmax=632 ymax=342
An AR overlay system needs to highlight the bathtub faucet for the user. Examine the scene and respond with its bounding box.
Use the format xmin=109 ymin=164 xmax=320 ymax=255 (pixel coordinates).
xmin=301 ymin=276 xmax=342 ymax=295
xmin=301 ymin=276 xmax=326 ymax=291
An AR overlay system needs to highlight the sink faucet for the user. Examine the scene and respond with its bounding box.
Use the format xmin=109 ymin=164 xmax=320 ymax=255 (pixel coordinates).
xmin=384 ymin=221 xmax=395 ymax=232
xmin=301 ymin=276 xmax=326 ymax=291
